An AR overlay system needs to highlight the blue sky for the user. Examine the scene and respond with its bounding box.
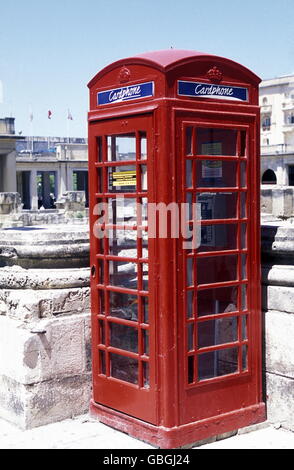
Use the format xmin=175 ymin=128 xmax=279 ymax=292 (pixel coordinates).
xmin=0 ymin=0 xmax=293 ymax=137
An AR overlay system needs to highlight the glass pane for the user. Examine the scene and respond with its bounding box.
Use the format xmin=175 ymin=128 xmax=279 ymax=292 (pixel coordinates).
xmin=107 ymin=134 xmax=136 ymax=162
xmin=98 ymin=290 xmax=105 ymax=315
xmin=242 ymin=345 xmax=248 ymax=371
xmin=241 ymin=254 xmax=247 ymax=279
xmin=108 ymin=198 xmax=137 ymax=225
xmin=196 ymin=128 xmax=238 ymax=156
xmin=138 ymin=197 xmax=148 ymax=228
xmin=141 ymin=165 xmax=147 ymax=191
xmin=143 ymin=329 xmax=149 ymax=355
xmin=186 ymin=258 xmax=194 ymax=286
xmin=99 ymin=320 xmax=105 ymax=344
xmin=98 ymin=259 xmax=104 ymax=284
xmin=143 ymin=362 xmax=150 ymax=387
xmin=240 ymin=131 xmax=247 ymax=156
xmin=142 ymin=297 xmax=149 ymax=323
xmin=197 ymin=254 xmax=237 ymax=285
xmin=241 ymin=315 xmax=248 ymax=340
xmin=110 ymin=323 xmax=138 ymax=353
xmin=198 ymin=223 xmax=237 ymax=252
xmin=109 ymin=260 xmax=137 ymax=290
xmin=187 ymin=290 xmax=194 ymax=318
xmin=142 ymin=229 xmax=148 ymax=258
xmin=198 ymin=347 xmax=238 ymax=381
xmin=97 ymin=137 xmax=103 ymax=162
xmin=186 ymin=192 xmax=193 ymax=221
xmin=109 ymin=291 xmax=138 ymax=321
xmin=108 ymin=166 xmax=137 ymax=193
xmin=140 ymin=132 xmax=147 ymax=160
xmin=240 ymin=192 xmax=247 ymax=218
xmin=241 ymin=285 xmax=247 ymax=310
xmin=198 ymin=316 xmax=238 ymax=348
xmin=241 ymin=223 xmax=247 ymax=249
xmin=99 ymin=350 xmax=106 ymax=374
xmin=197 ymin=286 xmax=238 ymax=317
xmin=187 ymin=323 xmax=194 ymax=351
xmin=197 ymin=193 xmax=237 ymax=219
xmin=196 ymin=161 xmax=237 ymax=188
xmin=186 ymin=160 xmax=193 ymax=188
xmin=186 ymin=127 xmax=193 ymax=155
xmin=188 ymin=355 xmax=194 ymax=383
xmin=97 ymin=167 xmax=103 ymax=192
xmin=142 ymin=263 xmax=148 ymax=291
xmin=240 ymin=161 xmax=247 ymax=187
xmin=109 ymin=229 xmax=137 ymax=258
xmin=110 ymin=353 xmax=138 ymax=384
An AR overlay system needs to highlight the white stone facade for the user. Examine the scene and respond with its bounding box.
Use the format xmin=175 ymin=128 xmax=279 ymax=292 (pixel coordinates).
xmin=260 ymin=75 xmax=294 ymax=187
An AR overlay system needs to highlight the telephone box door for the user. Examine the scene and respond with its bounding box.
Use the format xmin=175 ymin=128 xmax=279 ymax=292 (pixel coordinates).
xmin=88 ymin=114 xmax=158 ymax=424
xmin=177 ymin=115 xmax=262 ymax=425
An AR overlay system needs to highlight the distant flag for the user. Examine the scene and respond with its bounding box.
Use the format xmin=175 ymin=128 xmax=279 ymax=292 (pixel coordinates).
xmin=67 ymin=109 xmax=73 ymax=120
xmin=48 ymin=110 xmax=52 ymax=119
xmin=29 ymin=111 xmax=33 ymax=122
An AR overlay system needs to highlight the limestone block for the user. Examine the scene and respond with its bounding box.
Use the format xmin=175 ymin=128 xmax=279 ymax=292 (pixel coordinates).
xmin=266 ymin=372 xmax=294 ymax=431
xmin=0 ymin=317 xmax=32 ymax=383
xmin=0 ymin=375 xmax=26 ymax=428
xmin=264 ymin=310 xmax=294 ymax=378
xmin=0 ymin=314 xmax=91 ymax=385
xmin=22 ymin=314 xmax=90 ymax=384
xmin=261 ymin=188 xmax=273 ymax=214
xmin=0 ymin=373 xmax=91 ymax=430
xmin=0 ymin=313 xmax=92 ymax=429
xmin=0 ymin=287 xmax=90 ymax=321
xmin=264 ymin=285 xmax=294 ymax=314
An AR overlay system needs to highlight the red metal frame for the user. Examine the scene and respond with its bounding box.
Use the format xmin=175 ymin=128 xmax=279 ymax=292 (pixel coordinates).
xmin=88 ymin=50 xmax=265 ymax=448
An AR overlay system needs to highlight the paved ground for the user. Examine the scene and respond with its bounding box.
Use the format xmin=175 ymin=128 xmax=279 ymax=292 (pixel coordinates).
xmin=0 ymin=414 xmax=293 ymax=449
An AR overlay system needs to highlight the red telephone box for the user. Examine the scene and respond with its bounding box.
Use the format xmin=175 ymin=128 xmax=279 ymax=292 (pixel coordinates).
xmin=87 ymin=50 xmax=266 ymax=448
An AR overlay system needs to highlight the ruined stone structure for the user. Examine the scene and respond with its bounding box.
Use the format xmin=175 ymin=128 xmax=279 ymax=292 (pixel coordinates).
xmin=0 ymin=225 xmax=91 ymax=428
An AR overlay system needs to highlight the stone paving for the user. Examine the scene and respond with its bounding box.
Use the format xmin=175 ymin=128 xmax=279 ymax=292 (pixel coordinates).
xmin=0 ymin=414 xmax=293 ymax=449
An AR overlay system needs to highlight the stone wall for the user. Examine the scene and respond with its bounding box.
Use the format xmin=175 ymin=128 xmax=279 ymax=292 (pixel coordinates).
xmin=0 ymin=224 xmax=91 ymax=429
xmin=0 ymin=266 xmax=91 ymax=429
xmin=0 ymin=219 xmax=293 ymax=433
xmin=261 ymin=223 xmax=294 ymax=431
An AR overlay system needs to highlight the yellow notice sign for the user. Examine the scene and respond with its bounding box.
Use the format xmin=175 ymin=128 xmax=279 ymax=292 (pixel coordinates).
xmin=112 ymin=170 xmax=137 ymax=187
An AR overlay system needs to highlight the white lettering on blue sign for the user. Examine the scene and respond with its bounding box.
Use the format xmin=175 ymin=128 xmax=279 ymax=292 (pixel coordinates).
xmin=178 ymin=81 xmax=248 ymax=102
xmin=97 ymin=81 xmax=154 ymax=106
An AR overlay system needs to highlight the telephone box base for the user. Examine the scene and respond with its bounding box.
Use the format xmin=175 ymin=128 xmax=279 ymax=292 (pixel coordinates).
xmin=90 ymin=400 xmax=266 ymax=449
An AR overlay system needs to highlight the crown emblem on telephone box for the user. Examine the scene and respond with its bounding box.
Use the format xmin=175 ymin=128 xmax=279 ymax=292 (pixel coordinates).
xmin=207 ymin=66 xmax=223 ymax=82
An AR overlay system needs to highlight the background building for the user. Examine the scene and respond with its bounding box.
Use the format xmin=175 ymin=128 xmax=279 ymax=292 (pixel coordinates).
xmin=260 ymin=74 xmax=294 ymax=186
xmin=16 ymin=136 xmax=88 ymax=209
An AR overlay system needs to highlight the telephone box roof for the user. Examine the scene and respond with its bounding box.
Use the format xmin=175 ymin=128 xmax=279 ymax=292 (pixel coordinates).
xmin=88 ymin=49 xmax=261 ymax=87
